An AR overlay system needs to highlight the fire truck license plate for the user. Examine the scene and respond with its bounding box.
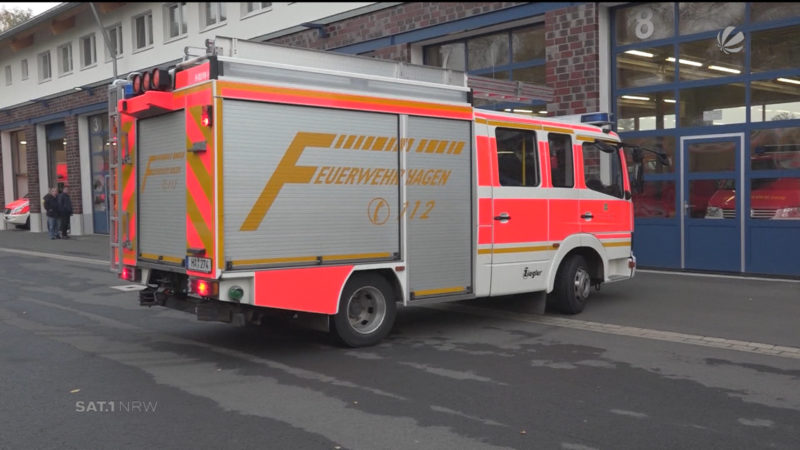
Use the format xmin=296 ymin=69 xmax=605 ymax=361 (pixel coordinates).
xmin=186 ymin=256 xmax=212 ymax=273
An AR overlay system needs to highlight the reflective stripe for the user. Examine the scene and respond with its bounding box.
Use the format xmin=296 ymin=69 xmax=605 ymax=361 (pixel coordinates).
xmin=413 ymin=286 xmax=466 ymax=297
xmin=218 ymin=81 xmax=473 ymax=120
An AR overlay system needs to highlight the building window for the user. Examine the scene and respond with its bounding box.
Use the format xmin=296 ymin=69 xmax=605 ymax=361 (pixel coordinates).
xmin=4 ymin=65 xmax=11 ymax=86
xmin=21 ymin=59 xmax=28 ymax=80
xmin=10 ymin=131 xmax=27 ymax=199
xmin=496 ymin=128 xmax=539 ymax=187
xmin=80 ymin=33 xmax=97 ymax=68
xmin=38 ymin=50 xmax=51 ymax=82
xmin=423 ymin=24 xmax=547 ymax=111
xmin=132 ymin=12 xmax=153 ymax=51
xmin=164 ymin=3 xmax=187 ymax=40
xmin=105 ymin=23 xmax=123 ymax=60
xmin=58 ymin=42 xmax=73 ymax=75
xmin=201 ymin=2 xmax=226 ymax=29
xmin=243 ymin=2 xmax=271 ymax=17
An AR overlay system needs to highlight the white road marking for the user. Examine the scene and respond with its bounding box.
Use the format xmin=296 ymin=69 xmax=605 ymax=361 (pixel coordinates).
xmin=637 ymin=269 xmax=800 ymax=283
xmin=110 ymin=285 xmax=147 ymax=291
xmin=0 ymin=248 xmax=107 ymax=266
xmin=422 ymin=303 xmax=800 ymax=360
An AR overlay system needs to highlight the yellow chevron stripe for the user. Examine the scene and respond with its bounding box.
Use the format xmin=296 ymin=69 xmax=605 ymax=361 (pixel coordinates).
xmin=186 ymin=190 xmax=213 ymax=252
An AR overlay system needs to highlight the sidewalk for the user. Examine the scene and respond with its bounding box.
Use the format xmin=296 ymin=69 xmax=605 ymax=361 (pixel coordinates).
xmin=0 ymin=228 xmax=109 ymax=262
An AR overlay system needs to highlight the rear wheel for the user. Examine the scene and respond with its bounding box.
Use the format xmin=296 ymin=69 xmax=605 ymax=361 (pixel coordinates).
xmin=331 ymin=273 xmax=397 ymax=347
xmin=549 ymin=255 xmax=591 ymax=314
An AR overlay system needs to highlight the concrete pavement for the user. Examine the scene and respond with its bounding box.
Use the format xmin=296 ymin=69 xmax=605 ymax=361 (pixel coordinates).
xmin=0 ymin=228 xmax=110 ymax=262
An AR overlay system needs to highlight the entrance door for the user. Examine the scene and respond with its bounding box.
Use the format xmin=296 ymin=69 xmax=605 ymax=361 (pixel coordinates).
xmin=681 ymin=135 xmax=742 ymax=272
xmin=89 ymin=114 xmax=110 ymax=234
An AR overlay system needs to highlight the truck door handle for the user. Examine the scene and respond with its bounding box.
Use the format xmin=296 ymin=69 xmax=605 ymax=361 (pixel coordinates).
xmin=580 ymin=212 xmax=593 ymax=220
xmin=494 ymin=213 xmax=510 ymax=221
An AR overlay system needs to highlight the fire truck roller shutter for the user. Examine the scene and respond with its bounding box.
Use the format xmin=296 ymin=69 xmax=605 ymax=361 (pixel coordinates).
xmin=222 ymin=100 xmax=400 ymax=266
xmin=137 ymin=111 xmax=187 ymax=264
xmin=405 ymin=116 xmax=473 ymax=298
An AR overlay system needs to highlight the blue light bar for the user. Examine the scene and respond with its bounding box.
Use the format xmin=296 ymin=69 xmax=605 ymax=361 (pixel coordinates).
xmin=580 ymin=112 xmax=613 ymax=125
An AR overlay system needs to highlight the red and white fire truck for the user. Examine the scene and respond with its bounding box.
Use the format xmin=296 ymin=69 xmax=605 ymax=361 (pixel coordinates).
xmin=110 ymin=37 xmax=636 ymax=347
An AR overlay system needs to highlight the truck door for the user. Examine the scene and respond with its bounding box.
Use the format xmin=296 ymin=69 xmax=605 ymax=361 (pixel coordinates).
xmin=546 ymin=132 xmax=582 ymax=241
xmin=490 ymin=127 xmax=549 ymax=296
xmin=579 ymin=140 xmax=632 ymax=237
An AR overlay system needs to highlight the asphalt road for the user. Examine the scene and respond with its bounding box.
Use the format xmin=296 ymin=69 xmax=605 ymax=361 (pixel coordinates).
xmin=1 ymin=235 xmax=799 ymax=449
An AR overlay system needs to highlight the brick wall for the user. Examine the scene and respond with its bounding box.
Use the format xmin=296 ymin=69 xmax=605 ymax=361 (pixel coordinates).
xmin=269 ymin=2 xmax=524 ymax=52
xmin=268 ymin=2 xmax=598 ymax=117
xmin=545 ymin=3 xmax=600 ymax=116
xmin=0 ymin=89 xmax=107 ymax=214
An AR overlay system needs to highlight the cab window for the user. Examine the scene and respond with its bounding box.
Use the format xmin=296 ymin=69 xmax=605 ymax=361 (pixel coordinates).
xmin=548 ymin=133 xmax=573 ymax=187
xmin=496 ymin=128 xmax=539 ymax=187
xmin=583 ymin=142 xmax=625 ymax=198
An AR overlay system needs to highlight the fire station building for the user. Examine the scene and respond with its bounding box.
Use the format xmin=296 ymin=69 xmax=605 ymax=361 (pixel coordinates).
xmin=1 ymin=2 xmax=798 ymax=277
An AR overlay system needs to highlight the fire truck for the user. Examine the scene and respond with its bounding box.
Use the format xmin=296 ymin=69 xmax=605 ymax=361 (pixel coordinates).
xmin=109 ymin=37 xmax=636 ymax=347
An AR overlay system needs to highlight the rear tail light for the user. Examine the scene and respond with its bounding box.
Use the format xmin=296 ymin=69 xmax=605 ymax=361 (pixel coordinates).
xmin=201 ymin=105 xmax=213 ymax=127
xmin=190 ymin=278 xmax=219 ymax=297
xmin=121 ymin=266 xmax=141 ymax=282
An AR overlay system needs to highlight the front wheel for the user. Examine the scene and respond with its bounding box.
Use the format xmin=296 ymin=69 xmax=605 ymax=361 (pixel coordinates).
xmin=331 ymin=273 xmax=397 ymax=347
xmin=549 ymin=255 xmax=592 ymax=314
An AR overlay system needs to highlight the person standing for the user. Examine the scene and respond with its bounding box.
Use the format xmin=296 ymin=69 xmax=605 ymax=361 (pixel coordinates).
xmin=56 ymin=186 xmax=73 ymax=239
xmin=43 ymin=187 xmax=60 ymax=239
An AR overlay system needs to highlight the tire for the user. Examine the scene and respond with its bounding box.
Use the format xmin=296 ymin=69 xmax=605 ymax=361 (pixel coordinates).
xmin=549 ymin=255 xmax=591 ymax=314
xmin=331 ymin=273 xmax=397 ymax=348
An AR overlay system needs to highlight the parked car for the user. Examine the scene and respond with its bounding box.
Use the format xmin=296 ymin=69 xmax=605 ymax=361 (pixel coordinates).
xmin=3 ymin=195 xmax=30 ymax=229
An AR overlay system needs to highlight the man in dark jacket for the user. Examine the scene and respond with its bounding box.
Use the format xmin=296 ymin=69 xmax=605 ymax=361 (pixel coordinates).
xmin=56 ymin=187 xmax=73 ymax=239
xmin=43 ymin=187 xmax=59 ymax=239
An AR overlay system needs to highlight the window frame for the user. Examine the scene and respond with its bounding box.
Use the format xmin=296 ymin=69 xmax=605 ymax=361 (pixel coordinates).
xmin=105 ymin=23 xmax=123 ymax=61
xmin=547 ymin=132 xmax=575 ymax=188
xmin=132 ymin=11 xmax=154 ymax=53
xmin=4 ymin=65 xmax=11 ymax=86
xmin=21 ymin=59 xmax=28 ymax=80
xmin=201 ymin=2 xmax=227 ymax=30
xmin=38 ymin=50 xmax=52 ymax=83
xmin=242 ymin=2 xmax=272 ymax=19
xmin=80 ymin=33 xmax=97 ymax=69
xmin=582 ymin=142 xmax=626 ymax=199
xmin=57 ymin=42 xmax=73 ymax=76
xmin=163 ymin=3 xmax=188 ymax=42
xmin=495 ymin=127 xmax=540 ymax=187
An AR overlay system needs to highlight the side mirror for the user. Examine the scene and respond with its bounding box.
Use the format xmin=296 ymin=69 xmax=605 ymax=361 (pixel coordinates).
xmin=632 ymin=159 xmax=644 ymax=194
xmin=624 ymin=190 xmax=632 ymax=200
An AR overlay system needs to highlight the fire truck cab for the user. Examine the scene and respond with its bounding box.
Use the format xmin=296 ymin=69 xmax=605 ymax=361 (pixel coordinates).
xmin=110 ymin=37 xmax=635 ymax=347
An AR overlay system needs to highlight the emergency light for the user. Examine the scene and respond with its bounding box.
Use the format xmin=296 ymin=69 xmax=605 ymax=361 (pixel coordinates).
xmin=131 ymin=74 xmax=144 ymax=95
xmin=142 ymin=71 xmax=152 ymax=91
xmin=151 ymin=69 xmax=171 ymax=91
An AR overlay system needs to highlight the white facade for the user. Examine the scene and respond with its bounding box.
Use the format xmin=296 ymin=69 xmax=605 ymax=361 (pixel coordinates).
xmin=0 ymin=2 xmax=374 ymax=109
